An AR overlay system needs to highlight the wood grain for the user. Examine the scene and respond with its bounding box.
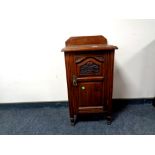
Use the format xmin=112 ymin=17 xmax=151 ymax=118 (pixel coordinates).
xmin=62 ymin=35 xmax=118 ymax=125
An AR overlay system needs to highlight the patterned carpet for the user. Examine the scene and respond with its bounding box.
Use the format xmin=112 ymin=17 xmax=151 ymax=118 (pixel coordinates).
xmin=0 ymin=100 xmax=154 ymax=135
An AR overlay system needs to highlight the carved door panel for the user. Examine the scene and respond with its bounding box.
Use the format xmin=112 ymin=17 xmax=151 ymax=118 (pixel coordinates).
xmin=75 ymin=55 xmax=104 ymax=76
xmin=73 ymin=54 xmax=106 ymax=114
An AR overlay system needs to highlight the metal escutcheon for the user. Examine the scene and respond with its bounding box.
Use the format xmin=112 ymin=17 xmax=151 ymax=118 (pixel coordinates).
xmin=72 ymin=75 xmax=77 ymax=86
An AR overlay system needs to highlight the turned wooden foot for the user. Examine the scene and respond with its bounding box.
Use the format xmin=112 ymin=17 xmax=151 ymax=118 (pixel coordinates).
xmin=70 ymin=115 xmax=77 ymax=126
xmin=70 ymin=118 xmax=75 ymax=126
xmin=106 ymin=116 xmax=112 ymax=125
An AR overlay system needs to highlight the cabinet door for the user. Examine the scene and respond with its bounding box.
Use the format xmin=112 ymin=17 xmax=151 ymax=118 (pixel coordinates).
xmin=73 ymin=54 xmax=106 ymax=114
xmin=77 ymin=80 xmax=105 ymax=113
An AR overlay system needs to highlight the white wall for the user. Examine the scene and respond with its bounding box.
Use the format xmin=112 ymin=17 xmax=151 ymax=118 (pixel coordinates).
xmin=112 ymin=20 xmax=155 ymax=98
xmin=0 ymin=0 xmax=155 ymax=103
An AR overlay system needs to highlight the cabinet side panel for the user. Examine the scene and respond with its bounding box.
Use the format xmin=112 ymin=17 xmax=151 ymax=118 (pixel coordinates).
xmin=107 ymin=51 xmax=115 ymax=115
xmin=64 ymin=53 xmax=77 ymax=119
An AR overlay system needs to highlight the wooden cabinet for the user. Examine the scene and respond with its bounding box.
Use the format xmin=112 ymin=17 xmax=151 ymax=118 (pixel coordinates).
xmin=62 ymin=35 xmax=118 ymax=125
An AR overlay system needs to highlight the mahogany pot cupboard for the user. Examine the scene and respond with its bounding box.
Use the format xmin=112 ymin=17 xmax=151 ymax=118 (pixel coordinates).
xmin=62 ymin=35 xmax=118 ymax=125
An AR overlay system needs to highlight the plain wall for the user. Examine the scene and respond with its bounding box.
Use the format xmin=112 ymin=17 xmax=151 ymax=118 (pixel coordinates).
xmin=0 ymin=1 xmax=155 ymax=103
xmin=113 ymin=20 xmax=155 ymax=98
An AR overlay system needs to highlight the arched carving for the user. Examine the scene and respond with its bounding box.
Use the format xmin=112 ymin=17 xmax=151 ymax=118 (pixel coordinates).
xmin=75 ymin=56 xmax=104 ymax=64
xmin=80 ymin=61 xmax=100 ymax=75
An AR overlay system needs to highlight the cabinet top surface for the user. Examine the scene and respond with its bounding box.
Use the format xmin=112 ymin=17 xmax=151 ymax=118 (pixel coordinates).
xmin=62 ymin=44 xmax=118 ymax=52
xmin=61 ymin=35 xmax=118 ymax=52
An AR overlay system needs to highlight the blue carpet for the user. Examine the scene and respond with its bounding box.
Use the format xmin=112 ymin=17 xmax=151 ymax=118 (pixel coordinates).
xmin=0 ymin=101 xmax=154 ymax=135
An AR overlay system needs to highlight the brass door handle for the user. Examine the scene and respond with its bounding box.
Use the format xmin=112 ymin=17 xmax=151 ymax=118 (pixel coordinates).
xmin=72 ymin=75 xmax=78 ymax=86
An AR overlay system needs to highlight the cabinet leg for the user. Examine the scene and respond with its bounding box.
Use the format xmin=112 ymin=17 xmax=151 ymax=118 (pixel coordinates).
xmin=106 ymin=116 xmax=112 ymax=125
xmin=70 ymin=115 xmax=77 ymax=126
xmin=70 ymin=118 xmax=75 ymax=126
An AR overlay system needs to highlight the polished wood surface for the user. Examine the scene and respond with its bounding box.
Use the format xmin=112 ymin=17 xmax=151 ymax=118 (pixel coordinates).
xmin=65 ymin=35 xmax=108 ymax=46
xmin=62 ymin=44 xmax=118 ymax=52
xmin=62 ymin=35 xmax=118 ymax=125
xmin=62 ymin=35 xmax=117 ymax=52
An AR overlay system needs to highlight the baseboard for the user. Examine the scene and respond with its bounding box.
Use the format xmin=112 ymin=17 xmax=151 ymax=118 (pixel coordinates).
xmin=153 ymin=97 xmax=155 ymax=107
xmin=113 ymin=98 xmax=154 ymax=105
xmin=0 ymin=98 xmax=154 ymax=108
xmin=0 ymin=101 xmax=68 ymax=109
